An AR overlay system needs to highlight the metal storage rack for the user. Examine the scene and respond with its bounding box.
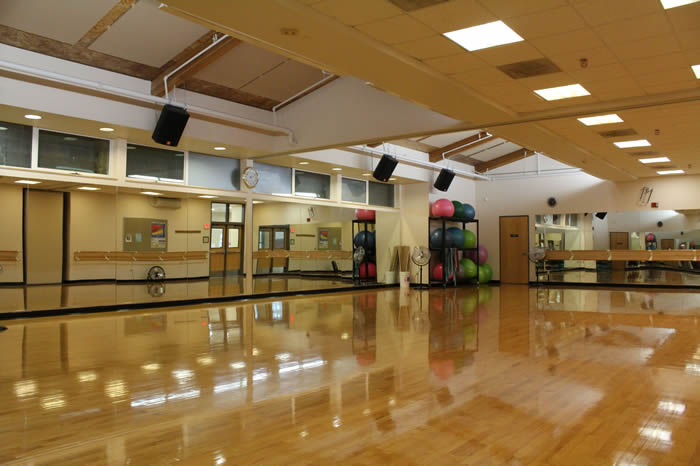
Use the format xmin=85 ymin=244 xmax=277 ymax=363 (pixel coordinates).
xmin=352 ymin=219 xmax=376 ymax=284
xmin=428 ymin=216 xmax=479 ymax=287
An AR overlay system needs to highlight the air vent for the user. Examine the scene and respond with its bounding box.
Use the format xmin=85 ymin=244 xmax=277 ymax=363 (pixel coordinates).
xmin=388 ymin=0 xmax=447 ymax=11
xmin=629 ymin=151 xmax=659 ymax=156
xmin=497 ymin=58 xmax=561 ymax=79
xmin=598 ymin=128 xmax=638 ymax=138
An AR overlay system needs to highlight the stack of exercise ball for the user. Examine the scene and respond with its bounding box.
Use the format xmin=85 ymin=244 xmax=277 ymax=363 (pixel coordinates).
xmin=354 ymin=210 xmax=377 ymax=279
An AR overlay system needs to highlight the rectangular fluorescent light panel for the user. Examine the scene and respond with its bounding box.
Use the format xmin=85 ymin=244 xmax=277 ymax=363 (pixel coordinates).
xmin=657 ymin=169 xmax=685 ymax=175
xmin=660 ymin=0 xmax=700 ymax=9
xmin=692 ymin=64 xmax=700 ymax=79
xmin=534 ymin=84 xmax=590 ymax=101
xmin=639 ymin=157 xmax=670 ymax=164
xmin=614 ymin=139 xmax=651 ymax=148
xmin=577 ymin=114 xmax=623 ymax=126
xmin=443 ymin=20 xmax=523 ymax=51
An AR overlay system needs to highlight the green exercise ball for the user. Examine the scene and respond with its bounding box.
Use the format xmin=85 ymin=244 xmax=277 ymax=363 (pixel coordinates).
xmin=460 ymin=258 xmax=477 ymax=278
xmin=462 ymin=229 xmax=476 ymax=249
xmin=477 ymin=264 xmax=492 ymax=283
xmin=451 ymin=200 xmax=465 ymax=218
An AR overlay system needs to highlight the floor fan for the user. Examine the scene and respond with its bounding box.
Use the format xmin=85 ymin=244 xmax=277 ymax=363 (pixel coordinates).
xmin=353 ymin=246 xmax=365 ymax=281
xmin=411 ymin=246 xmax=431 ymax=289
xmin=527 ymin=247 xmax=547 ymax=284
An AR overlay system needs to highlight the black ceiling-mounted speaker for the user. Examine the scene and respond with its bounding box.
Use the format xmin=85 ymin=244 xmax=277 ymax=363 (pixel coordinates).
xmin=372 ymin=154 xmax=398 ymax=182
xmin=657 ymin=221 xmax=663 ymax=228
xmin=595 ymin=212 xmax=608 ymax=220
xmin=547 ymin=197 xmax=557 ymax=207
xmin=152 ymin=104 xmax=189 ymax=147
xmin=433 ymin=168 xmax=455 ymax=192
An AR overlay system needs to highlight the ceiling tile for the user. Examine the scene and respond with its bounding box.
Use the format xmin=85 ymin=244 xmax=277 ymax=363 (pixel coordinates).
xmin=548 ymin=46 xmax=619 ymax=72
xmin=530 ymin=28 xmax=605 ymax=56
xmin=0 ymin=0 xmax=116 ymax=44
xmin=312 ymin=0 xmax=403 ymax=26
xmin=594 ymin=13 xmax=673 ymax=45
xmin=634 ymin=67 xmax=696 ymax=87
xmin=507 ymin=6 xmax=586 ymax=39
xmin=665 ymin=2 xmax=700 ymax=32
xmin=676 ymin=28 xmax=700 ymax=51
xmin=608 ymin=33 xmax=681 ymax=61
xmin=241 ymin=60 xmax=325 ymax=101
xmin=194 ymin=42 xmax=287 ymax=89
xmin=355 ymin=14 xmax=435 ymax=44
xmin=623 ymin=52 xmax=690 ymax=77
xmin=478 ymin=0 xmax=568 ymax=19
xmin=642 ymin=80 xmax=699 ymax=95
xmin=573 ymin=0 xmax=661 ymax=26
xmin=408 ymin=0 xmax=496 ymax=33
xmin=451 ymin=66 xmax=513 ymax=85
xmin=569 ymin=63 xmax=631 ymax=84
xmin=423 ymin=52 xmax=488 ymax=73
xmin=471 ymin=81 xmax=544 ymax=105
xmin=516 ymin=71 xmax=578 ymax=90
xmin=474 ymin=41 xmax=544 ymax=66
xmin=394 ymin=35 xmax=465 ymax=59
xmin=90 ymin=0 xmax=209 ymax=67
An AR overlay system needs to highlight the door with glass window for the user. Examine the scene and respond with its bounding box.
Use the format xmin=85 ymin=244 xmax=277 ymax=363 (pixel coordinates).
xmin=209 ymin=203 xmax=244 ymax=276
xmin=257 ymin=226 xmax=289 ymax=273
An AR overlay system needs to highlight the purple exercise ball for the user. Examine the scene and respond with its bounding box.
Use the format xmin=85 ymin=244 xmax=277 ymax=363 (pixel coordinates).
xmin=467 ymin=245 xmax=488 ymax=265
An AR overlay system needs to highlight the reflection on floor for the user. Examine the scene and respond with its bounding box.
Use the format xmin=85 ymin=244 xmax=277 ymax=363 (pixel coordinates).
xmin=543 ymin=268 xmax=700 ymax=286
xmin=0 ymin=275 xmax=355 ymax=314
xmin=1 ymin=286 xmax=698 ymax=464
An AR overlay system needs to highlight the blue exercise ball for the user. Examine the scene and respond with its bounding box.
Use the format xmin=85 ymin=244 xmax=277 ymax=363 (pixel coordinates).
xmin=446 ymin=227 xmax=465 ymax=248
xmin=368 ymin=231 xmax=376 ymax=249
xmin=463 ymin=203 xmax=476 ymax=220
xmin=430 ymin=228 xmax=448 ymax=249
xmin=354 ymin=231 xmax=368 ymax=248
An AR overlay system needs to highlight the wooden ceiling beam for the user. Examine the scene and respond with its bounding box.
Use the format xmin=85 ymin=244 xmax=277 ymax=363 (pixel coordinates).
xmin=151 ymin=32 xmax=241 ymax=97
xmin=428 ymin=131 xmax=492 ymax=162
xmin=75 ymin=0 xmax=138 ymax=48
xmin=475 ymin=148 xmax=535 ymax=173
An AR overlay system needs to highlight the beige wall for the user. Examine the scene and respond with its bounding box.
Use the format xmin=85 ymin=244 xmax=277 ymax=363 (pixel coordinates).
xmin=399 ymin=183 xmax=430 ymax=284
xmin=375 ymin=211 xmax=401 ymax=282
xmin=0 ymin=184 xmax=23 ymax=283
xmin=25 ymin=190 xmax=63 ymax=284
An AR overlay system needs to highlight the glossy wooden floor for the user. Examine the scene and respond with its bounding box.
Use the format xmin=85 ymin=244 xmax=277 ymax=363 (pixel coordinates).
xmin=1 ymin=286 xmax=699 ymax=465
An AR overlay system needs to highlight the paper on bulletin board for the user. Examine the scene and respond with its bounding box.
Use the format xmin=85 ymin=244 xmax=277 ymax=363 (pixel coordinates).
xmin=151 ymin=222 xmax=166 ymax=249
xmin=318 ymin=229 xmax=329 ymax=249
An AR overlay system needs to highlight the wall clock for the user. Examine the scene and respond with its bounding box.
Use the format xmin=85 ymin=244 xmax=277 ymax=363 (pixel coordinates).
xmin=242 ymin=166 xmax=259 ymax=189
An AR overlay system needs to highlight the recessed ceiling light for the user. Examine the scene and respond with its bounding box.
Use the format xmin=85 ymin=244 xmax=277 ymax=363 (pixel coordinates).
xmin=15 ymin=180 xmax=41 ymax=185
xmin=660 ymin=0 xmax=700 ymax=9
xmin=198 ymin=195 xmax=217 ymax=199
xmin=0 ymin=126 xmax=7 ymax=131
xmin=253 ymin=201 xmax=264 ymax=204
xmin=362 ymin=173 xmax=371 ymax=176
xmin=534 ymin=84 xmax=590 ymax=101
xmin=77 ymin=186 xmax=101 ymax=191
xmin=141 ymin=191 xmax=162 ymax=196
xmin=389 ymin=177 xmax=397 ymax=181
xmin=24 ymin=114 xmax=42 ymax=120
xmin=614 ymin=140 xmax=651 ymax=148
xmin=577 ymin=114 xmax=624 ymax=126
xmin=63 ymin=136 xmax=78 ymax=141
xmin=214 ymin=146 xmax=226 ymax=151
xmin=692 ymin=64 xmax=700 ymax=79
xmin=657 ymin=169 xmax=685 ymax=175
xmin=298 ymin=161 xmax=309 ymax=165
xmin=99 ymin=127 xmax=114 ymax=132
xmin=443 ymin=20 xmax=524 ymax=51
xmin=127 ymin=146 xmax=136 ymax=150
xmin=639 ymin=157 xmax=671 ymax=164
xmin=332 ymin=167 xmax=342 ymax=171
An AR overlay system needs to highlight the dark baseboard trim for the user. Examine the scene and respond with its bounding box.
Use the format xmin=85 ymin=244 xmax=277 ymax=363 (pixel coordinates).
xmin=0 ymin=282 xmax=25 ymax=287
xmin=530 ymin=281 xmax=700 ymax=290
xmin=0 ymin=282 xmax=399 ymax=321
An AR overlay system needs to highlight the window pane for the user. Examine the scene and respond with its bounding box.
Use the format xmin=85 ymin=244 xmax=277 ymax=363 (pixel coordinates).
xmin=342 ymin=177 xmax=367 ymax=203
xmin=295 ymin=170 xmax=330 ymax=199
xmin=273 ymin=231 xmax=286 ymax=249
xmin=259 ymin=230 xmax=271 ymax=249
xmin=0 ymin=121 xmax=32 ymax=168
xmin=253 ymin=162 xmax=291 ymax=195
xmin=228 ymin=204 xmax=244 ymax=223
xmin=126 ymin=144 xmax=184 ymax=181
xmin=188 ymin=152 xmax=240 ymax=190
xmin=211 ymin=228 xmax=224 ymax=248
xmin=228 ymin=228 xmax=239 ymax=248
xmin=368 ymin=181 xmax=394 ymax=207
xmin=211 ymin=203 xmax=227 ymax=223
xmin=38 ymin=130 xmax=109 ymax=174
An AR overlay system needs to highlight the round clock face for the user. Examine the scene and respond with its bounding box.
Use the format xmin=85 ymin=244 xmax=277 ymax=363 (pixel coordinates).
xmin=243 ymin=167 xmax=259 ymax=188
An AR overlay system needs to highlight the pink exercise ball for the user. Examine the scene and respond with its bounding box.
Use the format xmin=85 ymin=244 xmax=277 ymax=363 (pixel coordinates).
xmin=432 ymin=263 xmax=454 ymax=281
xmin=431 ymin=199 xmax=455 ymax=218
xmin=645 ymin=233 xmax=656 ymax=242
xmin=359 ymin=262 xmax=377 ymax=278
xmin=467 ymin=245 xmax=489 ymax=265
xmin=356 ymin=209 xmax=376 ymax=221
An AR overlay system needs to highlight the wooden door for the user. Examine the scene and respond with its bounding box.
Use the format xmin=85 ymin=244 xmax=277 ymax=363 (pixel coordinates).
xmin=271 ymin=227 xmax=288 ymax=272
xmin=209 ymin=225 xmax=225 ymax=275
xmin=257 ymin=228 xmax=272 ymax=273
xmin=25 ymin=190 xmax=63 ymax=284
xmin=660 ymin=239 xmax=675 ymax=250
xmin=225 ymin=226 xmax=242 ymax=274
xmin=499 ymin=216 xmax=529 ymax=284
xmin=610 ymin=232 xmax=629 ymax=270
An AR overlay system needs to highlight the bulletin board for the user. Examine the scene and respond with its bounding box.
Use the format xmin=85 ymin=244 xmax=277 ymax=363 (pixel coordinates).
xmin=319 ymin=227 xmax=342 ymax=250
xmin=123 ymin=218 xmax=168 ymax=251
